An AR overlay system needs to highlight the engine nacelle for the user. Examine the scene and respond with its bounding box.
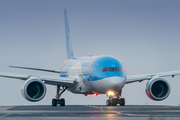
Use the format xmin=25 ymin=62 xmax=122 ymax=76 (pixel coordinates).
xmin=21 ymin=77 xmax=47 ymax=102
xmin=146 ymin=77 xmax=170 ymax=101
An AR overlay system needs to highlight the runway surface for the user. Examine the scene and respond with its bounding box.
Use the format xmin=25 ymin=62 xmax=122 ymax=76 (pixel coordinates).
xmin=0 ymin=105 xmax=180 ymax=120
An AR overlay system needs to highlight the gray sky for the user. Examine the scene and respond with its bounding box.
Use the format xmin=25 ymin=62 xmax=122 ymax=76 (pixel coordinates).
xmin=0 ymin=0 xmax=180 ymax=105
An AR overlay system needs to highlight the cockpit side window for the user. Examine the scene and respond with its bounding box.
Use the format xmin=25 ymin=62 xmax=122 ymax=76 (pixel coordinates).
xmin=102 ymin=67 xmax=107 ymax=72
xmin=108 ymin=67 xmax=114 ymax=71
xmin=120 ymin=67 xmax=123 ymax=72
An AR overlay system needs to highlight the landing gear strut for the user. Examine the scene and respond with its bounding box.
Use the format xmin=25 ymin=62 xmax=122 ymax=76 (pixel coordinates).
xmin=106 ymin=91 xmax=125 ymax=106
xmin=52 ymin=85 xmax=67 ymax=106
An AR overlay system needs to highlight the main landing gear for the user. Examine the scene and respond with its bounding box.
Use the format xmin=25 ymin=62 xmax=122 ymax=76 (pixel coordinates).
xmin=52 ymin=85 xmax=67 ymax=106
xmin=106 ymin=91 xmax=125 ymax=106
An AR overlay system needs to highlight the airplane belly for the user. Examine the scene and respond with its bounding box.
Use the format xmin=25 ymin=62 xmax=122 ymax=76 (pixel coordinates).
xmin=90 ymin=78 xmax=110 ymax=93
xmin=90 ymin=77 xmax=125 ymax=93
xmin=108 ymin=77 xmax=126 ymax=91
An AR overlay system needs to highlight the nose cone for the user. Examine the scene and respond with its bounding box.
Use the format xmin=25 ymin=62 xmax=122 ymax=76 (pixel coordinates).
xmin=108 ymin=77 xmax=126 ymax=91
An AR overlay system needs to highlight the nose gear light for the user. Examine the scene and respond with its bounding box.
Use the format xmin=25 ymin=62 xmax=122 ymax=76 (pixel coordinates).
xmin=107 ymin=91 xmax=114 ymax=97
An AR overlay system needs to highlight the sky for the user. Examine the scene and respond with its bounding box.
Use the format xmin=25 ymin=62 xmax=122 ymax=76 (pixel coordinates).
xmin=0 ymin=0 xmax=180 ymax=106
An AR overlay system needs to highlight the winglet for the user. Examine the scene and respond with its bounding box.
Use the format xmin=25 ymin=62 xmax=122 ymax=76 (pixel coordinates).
xmin=64 ymin=9 xmax=74 ymax=59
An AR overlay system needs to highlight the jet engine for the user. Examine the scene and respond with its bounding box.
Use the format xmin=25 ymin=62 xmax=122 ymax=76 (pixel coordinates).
xmin=21 ymin=77 xmax=47 ymax=102
xmin=146 ymin=77 xmax=170 ymax=101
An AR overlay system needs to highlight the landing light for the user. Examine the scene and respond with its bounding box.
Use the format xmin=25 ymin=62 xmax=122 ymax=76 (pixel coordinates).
xmin=108 ymin=91 xmax=114 ymax=96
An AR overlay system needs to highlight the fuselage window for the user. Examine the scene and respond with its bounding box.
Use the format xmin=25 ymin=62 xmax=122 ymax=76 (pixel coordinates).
xmin=102 ymin=67 xmax=107 ymax=72
xmin=108 ymin=67 xmax=114 ymax=71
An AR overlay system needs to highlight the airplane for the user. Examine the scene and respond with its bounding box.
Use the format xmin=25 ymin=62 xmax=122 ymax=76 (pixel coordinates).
xmin=1 ymin=9 xmax=180 ymax=106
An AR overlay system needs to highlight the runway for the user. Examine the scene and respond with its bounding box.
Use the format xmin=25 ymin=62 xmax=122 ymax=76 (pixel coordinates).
xmin=0 ymin=105 xmax=180 ymax=120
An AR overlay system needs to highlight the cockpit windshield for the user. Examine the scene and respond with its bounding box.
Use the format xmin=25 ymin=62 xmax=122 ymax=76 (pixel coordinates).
xmin=115 ymin=67 xmax=123 ymax=72
xmin=108 ymin=67 xmax=114 ymax=71
xmin=115 ymin=67 xmax=120 ymax=71
xmin=102 ymin=67 xmax=123 ymax=72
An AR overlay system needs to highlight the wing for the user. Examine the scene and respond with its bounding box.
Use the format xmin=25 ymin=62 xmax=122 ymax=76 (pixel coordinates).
xmin=9 ymin=66 xmax=60 ymax=73
xmin=0 ymin=72 xmax=77 ymax=88
xmin=126 ymin=70 xmax=180 ymax=84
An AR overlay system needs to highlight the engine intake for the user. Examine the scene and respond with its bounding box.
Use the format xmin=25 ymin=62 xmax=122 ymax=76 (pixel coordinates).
xmin=146 ymin=77 xmax=170 ymax=101
xmin=21 ymin=77 xmax=46 ymax=102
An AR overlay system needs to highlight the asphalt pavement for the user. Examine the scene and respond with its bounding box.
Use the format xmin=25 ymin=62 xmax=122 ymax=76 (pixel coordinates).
xmin=0 ymin=105 xmax=180 ymax=120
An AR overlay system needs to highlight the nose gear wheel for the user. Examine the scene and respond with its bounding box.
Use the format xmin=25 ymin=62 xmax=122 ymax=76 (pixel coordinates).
xmin=106 ymin=91 xmax=125 ymax=106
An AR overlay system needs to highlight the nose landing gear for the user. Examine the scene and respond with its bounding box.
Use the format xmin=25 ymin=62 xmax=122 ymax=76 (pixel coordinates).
xmin=106 ymin=98 xmax=125 ymax=106
xmin=106 ymin=91 xmax=125 ymax=106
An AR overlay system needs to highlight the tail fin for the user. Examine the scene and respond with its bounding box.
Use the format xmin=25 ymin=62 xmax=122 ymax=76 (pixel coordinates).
xmin=64 ymin=9 xmax=74 ymax=59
